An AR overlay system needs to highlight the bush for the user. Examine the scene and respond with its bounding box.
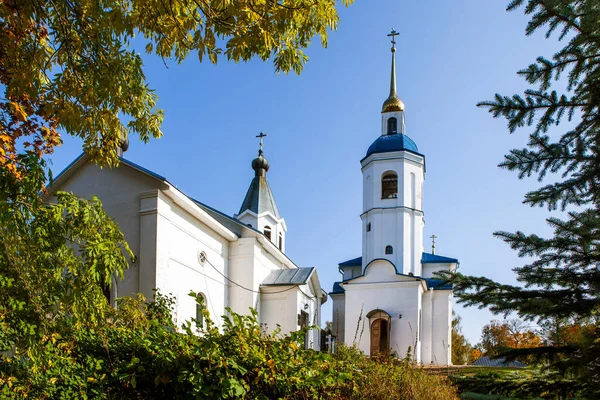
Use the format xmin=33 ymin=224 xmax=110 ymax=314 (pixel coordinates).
xmin=0 ymin=292 xmax=458 ymax=399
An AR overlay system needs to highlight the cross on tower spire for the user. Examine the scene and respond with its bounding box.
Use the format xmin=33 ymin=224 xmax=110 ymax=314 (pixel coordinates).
xmin=387 ymin=29 xmax=399 ymax=50
xmin=430 ymin=234 xmax=437 ymax=255
xmin=256 ymin=132 xmax=267 ymax=155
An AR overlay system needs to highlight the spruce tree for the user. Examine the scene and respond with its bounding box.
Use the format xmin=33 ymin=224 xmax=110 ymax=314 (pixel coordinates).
xmin=441 ymin=0 xmax=600 ymax=393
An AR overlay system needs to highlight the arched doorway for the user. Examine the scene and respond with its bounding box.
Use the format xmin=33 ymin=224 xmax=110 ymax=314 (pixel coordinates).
xmin=367 ymin=309 xmax=391 ymax=356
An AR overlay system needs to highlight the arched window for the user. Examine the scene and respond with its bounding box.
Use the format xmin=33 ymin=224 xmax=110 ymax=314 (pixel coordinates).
xmin=385 ymin=245 xmax=393 ymax=255
xmin=367 ymin=222 xmax=371 ymax=232
xmin=387 ymin=117 xmax=397 ymax=134
xmin=278 ymin=233 xmax=283 ymax=250
xmin=381 ymin=172 xmax=398 ymax=199
xmin=264 ymin=226 xmax=272 ymax=240
xmin=196 ymin=293 xmax=206 ymax=329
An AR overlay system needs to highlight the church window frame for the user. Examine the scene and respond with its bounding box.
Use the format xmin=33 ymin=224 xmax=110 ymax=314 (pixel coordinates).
xmin=367 ymin=222 xmax=371 ymax=232
xmin=385 ymin=245 xmax=393 ymax=255
xmin=196 ymin=293 xmax=207 ymax=329
xmin=381 ymin=171 xmax=398 ymax=199
xmin=278 ymin=233 xmax=283 ymax=250
xmin=264 ymin=225 xmax=272 ymax=240
xmin=387 ymin=117 xmax=397 ymax=134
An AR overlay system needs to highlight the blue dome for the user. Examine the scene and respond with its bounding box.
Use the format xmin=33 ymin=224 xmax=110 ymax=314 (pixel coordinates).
xmin=365 ymin=134 xmax=419 ymax=158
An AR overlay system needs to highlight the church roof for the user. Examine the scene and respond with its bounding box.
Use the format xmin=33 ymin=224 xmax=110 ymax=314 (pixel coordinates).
xmin=261 ymin=267 xmax=315 ymax=286
xmin=471 ymin=356 xmax=527 ymax=368
xmin=339 ymin=257 xmax=362 ymax=267
xmin=238 ymin=176 xmax=281 ymax=218
xmin=364 ymin=134 xmax=419 ymax=160
xmin=424 ymin=278 xmax=453 ymax=290
xmin=337 ymin=253 xmax=458 ymax=268
xmin=330 ymin=281 xmax=345 ymax=294
xmin=422 ymin=252 xmax=458 ymax=264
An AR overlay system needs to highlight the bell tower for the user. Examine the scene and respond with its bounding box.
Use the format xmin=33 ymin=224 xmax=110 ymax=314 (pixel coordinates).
xmin=360 ymin=31 xmax=425 ymax=276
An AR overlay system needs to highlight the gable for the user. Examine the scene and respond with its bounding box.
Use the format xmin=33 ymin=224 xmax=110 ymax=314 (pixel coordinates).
xmin=349 ymin=259 xmax=420 ymax=284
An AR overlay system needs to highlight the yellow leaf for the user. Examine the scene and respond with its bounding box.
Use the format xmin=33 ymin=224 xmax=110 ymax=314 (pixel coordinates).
xmin=9 ymin=102 xmax=27 ymax=122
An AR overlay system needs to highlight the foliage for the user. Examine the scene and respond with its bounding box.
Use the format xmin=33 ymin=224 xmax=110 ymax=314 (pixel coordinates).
xmin=334 ymin=346 xmax=458 ymax=400
xmin=438 ymin=0 xmax=600 ymax=395
xmin=452 ymin=313 xmax=476 ymax=365
xmin=0 ymin=158 xmax=134 ymax=361
xmin=451 ymin=369 xmax=580 ymax=400
xmin=479 ymin=319 xmax=543 ymax=364
xmin=0 ymin=0 xmax=353 ymax=177
xmin=1 ymin=292 xmax=458 ymax=399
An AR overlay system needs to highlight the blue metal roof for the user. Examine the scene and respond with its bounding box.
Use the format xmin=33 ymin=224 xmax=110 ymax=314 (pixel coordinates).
xmin=471 ymin=356 xmax=527 ymax=368
xmin=364 ymin=134 xmax=419 ymax=159
xmin=330 ymin=281 xmax=345 ymax=294
xmin=422 ymin=252 xmax=458 ymax=264
xmin=340 ymin=253 xmax=458 ymax=268
xmin=339 ymin=257 xmax=362 ymax=267
xmin=261 ymin=267 xmax=314 ymax=286
xmin=425 ymin=278 xmax=453 ymax=290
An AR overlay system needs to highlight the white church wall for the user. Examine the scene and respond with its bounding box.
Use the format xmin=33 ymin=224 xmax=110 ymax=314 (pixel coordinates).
xmin=421 ymin=263 xmax=455 ymax=279
xmin=260 ymin=287 xmax=297 ymax=335
xmin=53 ymin=162 xmax=164 ymax=298
xmin=228 ymin=238 xmax=258 ymax=316
xmin=342 ymin=260 xmax=422 ymax=359
xmin=330 ymin=293 xmax=345 ymax=343
xmin=153 ymin=193 xmax=229 ymax=330
xmin=431 ymin=290 xmax=452 ymax=366
xmin=298 ymin=282 xmax=320 ymax=350
xmin=420 ymin=288 xmax=434 ymax=364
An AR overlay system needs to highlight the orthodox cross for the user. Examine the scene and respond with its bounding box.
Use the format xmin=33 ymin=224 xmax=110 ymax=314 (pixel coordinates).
xmin=256 ymin=132 xmax=267 ymax=152
xmin=387 ymin=29 xmax=399 ymax=50
xmin=430 ymin=234 xmax=437 ymax=255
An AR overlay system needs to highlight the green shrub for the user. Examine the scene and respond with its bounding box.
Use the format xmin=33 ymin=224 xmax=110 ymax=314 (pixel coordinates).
xmin=451 ymin=369 xmax=583 ymax=400
xmin=0 ymin=292 xmax=458 ymax=399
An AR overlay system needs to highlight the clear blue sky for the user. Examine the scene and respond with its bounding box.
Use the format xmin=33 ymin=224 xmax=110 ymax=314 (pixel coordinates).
xmin=50 ymin=1 xmax=563 ymax=344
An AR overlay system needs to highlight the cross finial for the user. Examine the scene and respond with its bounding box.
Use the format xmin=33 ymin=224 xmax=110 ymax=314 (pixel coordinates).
xmin=256 ymin=132 xmax=267 ymax=153
xmin=387 ymin=29 xmax=399 ymax=50
xmin=430 ymin=234 xmax=437 ymax=255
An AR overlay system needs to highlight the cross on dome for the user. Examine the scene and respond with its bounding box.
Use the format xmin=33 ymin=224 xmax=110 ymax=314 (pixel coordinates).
xmin=256 ymin=132 xmax=267 ymax=153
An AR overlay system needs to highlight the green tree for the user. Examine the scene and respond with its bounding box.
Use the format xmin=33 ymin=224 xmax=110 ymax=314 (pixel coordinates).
xmin=451 ymin=312 xmax=473 ymax=365
xmin=440 ymin=0 xmax=600 ymax=394
xmin=0 ymin=0 xmax=352 ymax=175
xmin=479 ymin=319 xmax=543 ymax=364
xmin=0 ymin=1 xmax=353 ymax=396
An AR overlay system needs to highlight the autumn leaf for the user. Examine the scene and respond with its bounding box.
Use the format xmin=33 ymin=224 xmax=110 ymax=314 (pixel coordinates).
xmin=8 ymin=102 xmax=27 ymax=122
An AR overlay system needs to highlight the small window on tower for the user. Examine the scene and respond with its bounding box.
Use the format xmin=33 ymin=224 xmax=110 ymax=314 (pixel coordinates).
xmin=278 ymin=233 xmax=283 ymax=250
xmin=385 ymin=245 xmax=393 ymax=255
xmin=264 ymin=226 xmax=272 ymax=240
xmin=382 ymin=172 xmax=398 ymax=199
xmin=367 ymin=222 xmax=371 ymax=232
xmin=387 ymin=117 xmax=397 ymax=134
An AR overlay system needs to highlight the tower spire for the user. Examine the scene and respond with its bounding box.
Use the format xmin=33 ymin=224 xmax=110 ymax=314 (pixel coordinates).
xmin=388 ymin=29 xmax=398 ymax=99
xmin=382 ymin=29 xmax=405 ymax=115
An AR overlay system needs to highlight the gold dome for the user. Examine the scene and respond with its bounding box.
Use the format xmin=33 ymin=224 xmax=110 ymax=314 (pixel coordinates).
xmin=382 ymin=95 xmax=405 ymax=112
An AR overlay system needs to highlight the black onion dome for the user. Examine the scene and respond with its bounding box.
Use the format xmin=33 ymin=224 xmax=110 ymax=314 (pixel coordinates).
xmin=252 ymin=151 xmax=270 ymax=176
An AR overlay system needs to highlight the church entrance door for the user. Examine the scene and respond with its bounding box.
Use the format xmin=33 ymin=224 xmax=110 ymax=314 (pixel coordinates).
xmin=370 ymin=318 xmax=389 ymax=356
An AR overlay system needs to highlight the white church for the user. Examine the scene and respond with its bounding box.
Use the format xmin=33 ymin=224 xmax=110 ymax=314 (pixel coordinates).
xmin=330 ymin=33 xmax=459 ymax=365
xmin=46 ymin=31 xmax=458 ymax=363
xmin=46 ymin=136 xmax=327 ymax=350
